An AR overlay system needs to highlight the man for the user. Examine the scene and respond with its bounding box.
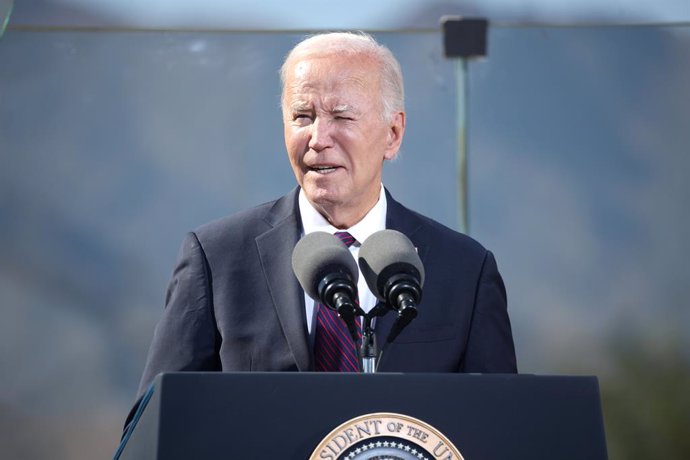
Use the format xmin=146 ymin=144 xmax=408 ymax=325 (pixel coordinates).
xmin=133 ymin=32 xmax=516 ymax=409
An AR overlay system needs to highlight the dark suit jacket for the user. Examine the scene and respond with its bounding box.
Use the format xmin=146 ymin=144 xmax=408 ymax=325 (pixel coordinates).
xmin=136 ymin=187 xmax=516 ymax=399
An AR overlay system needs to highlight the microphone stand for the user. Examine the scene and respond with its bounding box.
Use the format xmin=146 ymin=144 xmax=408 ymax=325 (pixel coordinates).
xmin=359 ymin=303 xmax=388 ymax=373
xmin=360 ymin=317 xmax=377 ymax=373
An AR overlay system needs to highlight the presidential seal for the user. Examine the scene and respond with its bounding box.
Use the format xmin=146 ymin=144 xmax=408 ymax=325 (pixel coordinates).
xmin=310 ymin=413 xmax=464 ymax=460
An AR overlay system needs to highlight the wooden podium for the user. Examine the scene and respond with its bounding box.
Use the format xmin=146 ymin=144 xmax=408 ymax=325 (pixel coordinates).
xmin=115 ymin=373 xmax=608 ymax=459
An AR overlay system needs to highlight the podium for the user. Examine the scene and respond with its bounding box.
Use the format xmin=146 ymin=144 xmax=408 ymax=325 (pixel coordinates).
xmin=116 ymin=373 xmax=608 ymax=459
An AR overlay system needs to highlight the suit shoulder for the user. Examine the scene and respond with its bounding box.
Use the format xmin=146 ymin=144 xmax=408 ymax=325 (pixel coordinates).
xmin=190 ymin=190 xmax=298 ymax=249
xmin=194 ymin=201 xmax=271 ymax=241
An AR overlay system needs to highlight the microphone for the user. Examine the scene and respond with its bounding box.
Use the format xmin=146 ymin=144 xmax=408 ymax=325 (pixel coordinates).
xmin=291 ymin=231 xmax=362 ymax=342
xmin=358 ymin=230 xmax=424 ymax=343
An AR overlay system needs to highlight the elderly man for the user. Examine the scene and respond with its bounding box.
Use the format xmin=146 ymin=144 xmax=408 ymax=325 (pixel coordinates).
xmin=133 ymin=32 xmax=516 ymax=407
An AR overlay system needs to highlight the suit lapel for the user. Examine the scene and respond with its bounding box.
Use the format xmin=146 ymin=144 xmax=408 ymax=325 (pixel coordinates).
xmin=255 ymin=189 xmax=311 ymax=371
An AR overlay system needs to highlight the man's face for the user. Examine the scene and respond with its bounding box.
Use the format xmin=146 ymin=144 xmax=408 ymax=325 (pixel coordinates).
xmin=282 ymin=53 xmax=404 ymax=227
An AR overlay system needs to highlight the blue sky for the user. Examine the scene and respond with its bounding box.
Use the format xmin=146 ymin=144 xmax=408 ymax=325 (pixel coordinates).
xmin=9 ymin=0 xmax=690 ymax=29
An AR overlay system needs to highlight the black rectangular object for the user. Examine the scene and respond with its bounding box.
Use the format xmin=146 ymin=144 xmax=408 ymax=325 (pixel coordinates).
xmin=118 ymin=372 xmax=608 ymax=459
xmin=442 ymin=17 xmax=489 ymax=58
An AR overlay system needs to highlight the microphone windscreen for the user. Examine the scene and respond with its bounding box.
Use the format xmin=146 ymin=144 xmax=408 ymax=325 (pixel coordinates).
xmin=358 ymin=230 xmax=424 ymax=300
xmin=291 ymin=231 xmax=359 ymax=300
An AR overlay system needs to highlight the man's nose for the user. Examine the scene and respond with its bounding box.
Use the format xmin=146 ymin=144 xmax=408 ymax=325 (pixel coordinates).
xmin=308 ymin=117 xmax=333 ymax=151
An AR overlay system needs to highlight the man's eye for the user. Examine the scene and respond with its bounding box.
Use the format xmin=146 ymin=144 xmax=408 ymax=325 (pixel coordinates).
xmin=293 ymin=115 xmax=313 ymax=126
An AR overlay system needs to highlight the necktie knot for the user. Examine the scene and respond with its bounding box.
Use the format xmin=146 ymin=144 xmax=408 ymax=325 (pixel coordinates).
xmin=334 ymin=231 xmax=356 ymax=248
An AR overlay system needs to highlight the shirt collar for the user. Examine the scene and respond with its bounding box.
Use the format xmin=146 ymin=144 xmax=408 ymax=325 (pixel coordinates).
xmin=298 ymin=185 xmax=387 ymax=245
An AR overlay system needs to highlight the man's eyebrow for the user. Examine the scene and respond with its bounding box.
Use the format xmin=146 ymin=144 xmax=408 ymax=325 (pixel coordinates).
xmin=289 ymin=101 xmax=312 ymax=112
xmin=332 ymin=104 xmax=352 ymax=114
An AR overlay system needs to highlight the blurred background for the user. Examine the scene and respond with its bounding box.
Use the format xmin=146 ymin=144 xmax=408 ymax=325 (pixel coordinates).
xmin=1 ymin=1 xmax=689 ymax=459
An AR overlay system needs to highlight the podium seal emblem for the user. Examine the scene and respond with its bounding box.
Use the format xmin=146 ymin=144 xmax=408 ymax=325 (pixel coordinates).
xmin=310 ymin=412 xmax=464 ymax=460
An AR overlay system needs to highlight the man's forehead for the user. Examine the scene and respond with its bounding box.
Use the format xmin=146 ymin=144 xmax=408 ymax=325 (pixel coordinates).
xmin=286 ymin=75 xmax=372 ymax=105
xmin=286 ymin=69 xmax=375 ymax=104
xmin=283 ymin=53 xmax=380 ymax=113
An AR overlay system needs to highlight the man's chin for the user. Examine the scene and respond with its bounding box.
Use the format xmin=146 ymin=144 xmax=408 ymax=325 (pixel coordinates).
xmin=304 ymin=189 xmax=340 ymax=209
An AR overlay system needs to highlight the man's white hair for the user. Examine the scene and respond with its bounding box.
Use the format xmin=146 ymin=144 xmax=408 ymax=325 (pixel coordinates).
xmin=280 ymin=31 xmax=405 ymax=121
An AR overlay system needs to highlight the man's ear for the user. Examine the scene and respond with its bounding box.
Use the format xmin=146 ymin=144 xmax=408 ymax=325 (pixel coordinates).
xmin=384 ymin=111 xmax=406 ymax=160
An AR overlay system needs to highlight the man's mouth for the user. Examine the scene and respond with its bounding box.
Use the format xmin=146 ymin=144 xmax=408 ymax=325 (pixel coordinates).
xmin=310 ymin=166 xmax=339 ymax=174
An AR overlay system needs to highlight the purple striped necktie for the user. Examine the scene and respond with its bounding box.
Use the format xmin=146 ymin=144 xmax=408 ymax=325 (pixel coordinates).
xmin=313 ymin=231 xmax=362 ymax=372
